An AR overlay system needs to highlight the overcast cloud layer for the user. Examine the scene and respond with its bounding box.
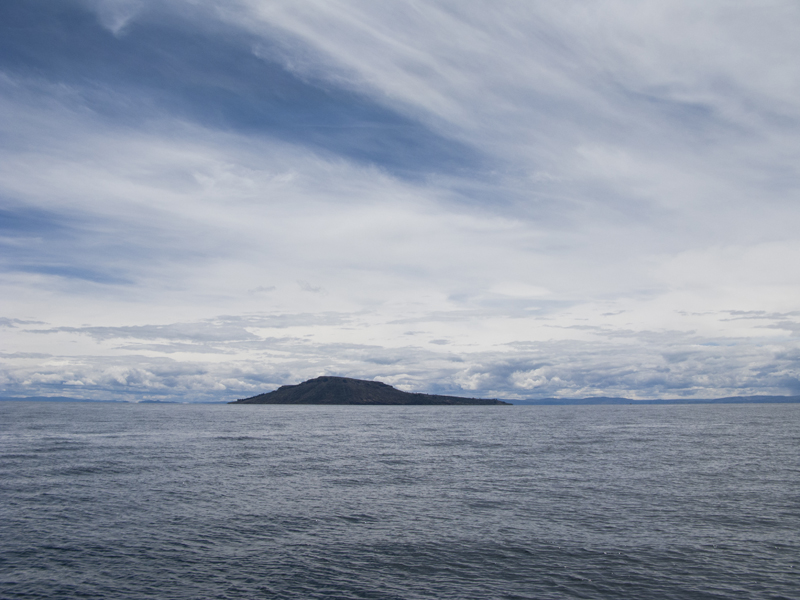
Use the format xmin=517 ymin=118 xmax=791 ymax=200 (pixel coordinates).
xmin=2 ymin=0 xmax=799 ymax=402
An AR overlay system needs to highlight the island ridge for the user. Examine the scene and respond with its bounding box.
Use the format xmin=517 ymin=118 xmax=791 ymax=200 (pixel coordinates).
xmin=230 ymin=376 xmax=509 ymax=405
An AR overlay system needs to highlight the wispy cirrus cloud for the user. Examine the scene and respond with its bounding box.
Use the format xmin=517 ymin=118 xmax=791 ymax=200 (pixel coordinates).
xmin=1 ymin=0 xmax=799 ymax=401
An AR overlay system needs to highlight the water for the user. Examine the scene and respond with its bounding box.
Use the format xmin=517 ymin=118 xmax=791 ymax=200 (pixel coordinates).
xmin=1 ymin=402 xmax=797 ymax=599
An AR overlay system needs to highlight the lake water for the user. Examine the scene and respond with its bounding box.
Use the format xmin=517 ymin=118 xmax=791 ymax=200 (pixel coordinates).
xmin=1 ymin=402 xmax=797 ymax=599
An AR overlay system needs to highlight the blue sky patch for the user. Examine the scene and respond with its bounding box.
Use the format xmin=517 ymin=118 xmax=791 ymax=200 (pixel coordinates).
xmin=0 ymin=0 xmax=482 ymax=178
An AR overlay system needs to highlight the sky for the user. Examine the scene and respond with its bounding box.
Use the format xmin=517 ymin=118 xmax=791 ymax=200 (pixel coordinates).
xmin=1 ymin=0 xmax=800 ymax=402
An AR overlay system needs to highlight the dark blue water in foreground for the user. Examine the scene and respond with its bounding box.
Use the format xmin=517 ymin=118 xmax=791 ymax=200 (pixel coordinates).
xmin=1 ymin=403 xmax=797 ymax=599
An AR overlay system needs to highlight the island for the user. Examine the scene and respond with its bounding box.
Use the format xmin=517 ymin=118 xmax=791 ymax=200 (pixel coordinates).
xmin=229 ymin=376 xmax=509 ymax=405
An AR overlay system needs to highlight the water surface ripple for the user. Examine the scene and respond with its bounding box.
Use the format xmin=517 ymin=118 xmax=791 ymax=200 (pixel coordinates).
xmin=1 ymin=403 xmax=797 ymax=599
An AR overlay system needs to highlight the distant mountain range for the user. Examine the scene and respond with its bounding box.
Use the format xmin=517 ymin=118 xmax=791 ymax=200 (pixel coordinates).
xmin=511 ymin=395 xmax=800 ymax=405
xmin=2 ymin=385 xmax=798 ymax=405
xmin=0 ymin=396 xmax=127 ymax=403
xmin=230 ymin=376 xmax=509 ymax=405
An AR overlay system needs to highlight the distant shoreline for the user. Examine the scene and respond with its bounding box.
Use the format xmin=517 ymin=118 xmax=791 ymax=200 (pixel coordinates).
xmin=2 ymin=395 xmax=799 ymax=405
xmin=509 ymin=395 xmax=800 ymax=405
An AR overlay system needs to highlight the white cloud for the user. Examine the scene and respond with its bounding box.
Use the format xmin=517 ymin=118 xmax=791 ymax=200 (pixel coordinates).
xmin=2 ymin=1 xmax=800 ymax=400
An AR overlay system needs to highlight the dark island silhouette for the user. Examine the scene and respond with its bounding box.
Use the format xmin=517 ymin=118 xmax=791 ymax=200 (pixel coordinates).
xmin=230 ymin=376 xmax=509 ymax=405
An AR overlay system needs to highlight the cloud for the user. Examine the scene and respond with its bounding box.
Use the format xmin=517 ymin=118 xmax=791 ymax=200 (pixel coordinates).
xmin=1 ymin=1 xmax=799 ymax=401
xmin=0 ymin=317 xmax=44 ymax=328
xmin=2 ymin=309 xmax=799 ymax=401
xmin=297 ymin=280 xmax=324 ymax=293
xmin=1 ymin=0 xmax=481 ymax=178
